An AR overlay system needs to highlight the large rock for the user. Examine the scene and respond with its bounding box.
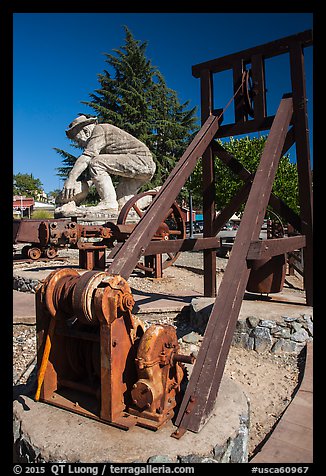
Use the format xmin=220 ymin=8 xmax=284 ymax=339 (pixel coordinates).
xmin=189 ymin=297 xmax=215 ymax=333
xmin=250 ymin=326 xmax=273 ymax=353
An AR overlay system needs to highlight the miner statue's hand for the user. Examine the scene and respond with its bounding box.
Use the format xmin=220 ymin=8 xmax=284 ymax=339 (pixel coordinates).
xmin=62 ymin=178 xmax=78 ymax=201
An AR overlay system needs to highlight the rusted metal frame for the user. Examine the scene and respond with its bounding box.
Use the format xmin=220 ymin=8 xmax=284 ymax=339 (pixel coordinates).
xmin=289 ymin=42 xmax=313 ymax=306
xmin=192 ymin=30 xmax=312 ymax=77
xmin=247 ymin=235 xmax=306 ymax=261
xmin=201 ymin=69 xmax=217 ymax=298
xmin=97 ymin=285 xmax=135 ymax=424
xmin=13 ymin=256 xmax=65 ymax=265
xmin=78 ymin=246 xmax=106 ymax=270
xmin=79 ymin=249 xmax=93 ymax=270
xmin=99 ymin=320 xmax=113 ymax=421
xmin=35 ymin=270 xmax=189 ymax=430
xmin=108 ymin=113 xmax=221 ymax=280
xmin=175 ymin=96 xmax=293 ymax=434
xmin=13 ymin=219 xmax=45 ymax=244
xmin=211 ymin=131 xmax=302 ymax=232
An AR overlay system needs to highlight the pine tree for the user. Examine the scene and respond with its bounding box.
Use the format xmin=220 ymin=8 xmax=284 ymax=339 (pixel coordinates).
xmin=148 ymin=72 xmax=197 ymax=187
xmin=55 ymin=147 xmax=85 ymax=180
xmin=83 ymin=26 xmax=154 ymax=144
xmin=55 ymin=26 xmax=198 ymax=198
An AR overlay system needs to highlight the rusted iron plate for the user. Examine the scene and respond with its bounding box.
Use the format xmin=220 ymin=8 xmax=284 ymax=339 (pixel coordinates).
xmin=14 ymin=219 xmax=43 ymax=244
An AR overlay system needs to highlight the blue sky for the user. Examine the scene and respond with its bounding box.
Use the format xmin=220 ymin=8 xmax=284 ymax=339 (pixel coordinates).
xmin=13 ymin=12 xmax=313 ymax=193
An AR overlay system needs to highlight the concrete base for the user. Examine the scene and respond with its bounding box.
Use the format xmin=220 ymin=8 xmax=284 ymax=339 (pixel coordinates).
xmin=13 ymin=375 xmax=249 ymax=463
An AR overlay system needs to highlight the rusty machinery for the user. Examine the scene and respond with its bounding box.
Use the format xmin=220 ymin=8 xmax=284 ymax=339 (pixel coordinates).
xmin=13 ymin=191 xmax=185 ymax=277
xmin=13 ymin=218 xmax=112 ymax=260
xmin=34 ymin=268 xmax=194 ymax=430
xmin=32 ymin=31 xmax=312 ymax=438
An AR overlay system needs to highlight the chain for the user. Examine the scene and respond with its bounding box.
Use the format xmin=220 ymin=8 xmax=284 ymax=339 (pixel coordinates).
xmin=217 ymin=70 xmax=248 ymax=121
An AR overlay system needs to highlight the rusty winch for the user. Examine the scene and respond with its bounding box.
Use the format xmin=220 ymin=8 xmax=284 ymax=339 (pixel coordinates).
xmin=35 ymin=268 xmax=193 ymax=430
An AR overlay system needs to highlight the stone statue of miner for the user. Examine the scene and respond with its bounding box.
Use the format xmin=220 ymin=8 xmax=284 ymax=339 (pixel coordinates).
xmin=63 ymin=115 xmax=156 ymax=211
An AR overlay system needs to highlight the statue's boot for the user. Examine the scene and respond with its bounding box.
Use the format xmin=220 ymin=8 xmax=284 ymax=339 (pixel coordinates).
xmin=87 ymin=200 xmax=119 ymax=212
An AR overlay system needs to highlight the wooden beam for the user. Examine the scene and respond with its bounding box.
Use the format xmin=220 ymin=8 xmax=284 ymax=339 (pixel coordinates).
xmin=201 ymin=69 xmax=217 ymax=298
xmin=215 ymin=115 xmax=275 ymax=138
xmin=192 ymin=30 xmax=312 ymax=77
xmin=108 ymin=113 xmax=221 ymax=279
xmin=213 ymin=126 xmax=295 ymax=174
xmin=212 ymin=131 xmax=302 ymax=232
xmin=175 ymin=96 xmax=293 ymax=434
xmin=108 ymin=238 xmax=221 ymax=262
xmin=212 ymin=180 xmax=251 ymax=236
xmin=251 ymin=53 xmax=267 ymax=121
xmin=247 ymin=235 xmax=306 ymax=260
xmin=289 ymin=42 xmax=313 ymax=305
xmin=143 ymin=237 xmax=221 ymax=255
xmin=233 ymin=59 xmax=246 ymax=123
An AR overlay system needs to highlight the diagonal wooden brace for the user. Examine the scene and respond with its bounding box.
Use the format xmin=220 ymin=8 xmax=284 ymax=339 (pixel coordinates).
xmin=108 ymin=113 xmax=221 ymax=279
xmin=174 ymin=95 xmax=293 ymax=435
xmin=211 ymin=127 xmax=302 ymax=232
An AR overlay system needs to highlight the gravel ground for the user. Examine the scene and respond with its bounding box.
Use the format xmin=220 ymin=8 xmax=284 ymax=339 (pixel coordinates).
xmin=13 ymin=248 xmax=305 ymax=459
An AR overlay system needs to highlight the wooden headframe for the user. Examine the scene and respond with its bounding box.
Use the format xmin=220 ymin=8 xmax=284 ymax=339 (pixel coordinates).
xmin=108 ymin=30 xmax=313 ymax=435
xmin=195 ymin=29 xmax=313 ymax=302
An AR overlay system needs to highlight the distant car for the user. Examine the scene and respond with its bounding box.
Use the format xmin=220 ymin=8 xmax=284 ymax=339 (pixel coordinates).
xmin=194 ymin=220 xmax=203 ymax=233
xmin=186 ymin=220 xmax=203 ymax=234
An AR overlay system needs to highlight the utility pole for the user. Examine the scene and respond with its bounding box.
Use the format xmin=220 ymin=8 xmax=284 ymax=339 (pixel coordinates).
xmin=188 ymin=175 xmax=194 ymax=238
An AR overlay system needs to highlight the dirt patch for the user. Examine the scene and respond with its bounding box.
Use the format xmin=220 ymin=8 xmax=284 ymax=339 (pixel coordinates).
xmin=225 ymin=347 xmax=303 ymax=457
